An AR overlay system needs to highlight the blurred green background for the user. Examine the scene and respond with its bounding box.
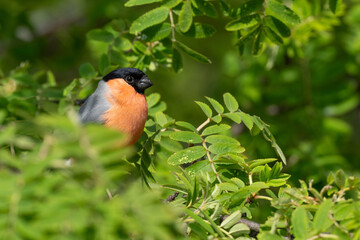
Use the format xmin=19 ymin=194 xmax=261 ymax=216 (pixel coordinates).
xmin=1 ymin=0 xmax=359 ymax=185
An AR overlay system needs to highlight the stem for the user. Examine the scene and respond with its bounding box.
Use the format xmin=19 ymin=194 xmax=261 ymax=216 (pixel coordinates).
xmin=106 ymin=188 xmax=113 ymax=200
xmin=197 ymin=118 xmax=211 ymax=132
xmin=249 ymin=173 xmax=253 ymax=185
xmin=169 ymin=9 xmax=176 ymax=42
xmin=202 ymin=140 xmax=222 ymax=183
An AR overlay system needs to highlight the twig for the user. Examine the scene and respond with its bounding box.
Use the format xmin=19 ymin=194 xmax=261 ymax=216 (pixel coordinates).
xmin=197 ymin=118 xmax=211 ymax=132
xmin=202 ymin=140 xmax=222 ymax=183
xmin=165 ymin=192 xmax=179 ymax=202
xmin=169 ymin=9 xmax=176 ymax=42
xmin=220 ymin=215 xmax=261 ymax=235
xmin=106 ymin=188 xmax=113 ymax=200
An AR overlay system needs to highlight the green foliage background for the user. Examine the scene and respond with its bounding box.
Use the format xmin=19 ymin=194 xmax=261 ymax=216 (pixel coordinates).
xmin=1 ymin=0 xmax=360 ymax=239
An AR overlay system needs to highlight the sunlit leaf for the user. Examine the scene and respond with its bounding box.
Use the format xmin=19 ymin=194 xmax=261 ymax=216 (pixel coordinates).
xmin=169 ymin=131 xmax=203 ymax=144
xmin=267 ymin=0 xmax=300 ymax=25
xmin=313 ymin=199 xmax=333 ymax=232
xmin=220 ymin=210 xmax=242 ymax=228
xmin=205 ymin=97 xmax=224 ymax=114
xmin=168 ymin=146 xmax=206 ymax=165
xmin=202 ymin=124 xmax=231 ymax=136
xmin=225 ymin=14 xmax=261 ymax=31
xmin=223 ymin=93 xmax=239 ymax=112
xmin=125 ymin=0 xmax=161 ymax=7
xmin=179 ymin=1 xmax=193 ymax=32
xmin=195 ymin=101 xmax=212 ymax=118
xmin=130 ymin=7 xmax=169 ymax=34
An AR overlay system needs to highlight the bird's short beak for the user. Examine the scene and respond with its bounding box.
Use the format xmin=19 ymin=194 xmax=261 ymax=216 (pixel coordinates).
xmin=138 ymin=77 xmax=153 ymax=90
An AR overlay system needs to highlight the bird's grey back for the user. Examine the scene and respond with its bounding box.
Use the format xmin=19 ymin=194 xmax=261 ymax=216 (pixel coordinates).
xmin=78 ymin=80 xmax=112 ymax=124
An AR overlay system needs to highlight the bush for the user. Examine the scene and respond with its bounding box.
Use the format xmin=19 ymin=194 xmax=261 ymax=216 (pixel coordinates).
xmin=1 ymin=0 xmax=360 ymax=239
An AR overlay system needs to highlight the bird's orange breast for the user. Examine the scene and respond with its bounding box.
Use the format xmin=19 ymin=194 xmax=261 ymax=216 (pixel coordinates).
xmin=103 ymin=79 xmax=148 ymax=145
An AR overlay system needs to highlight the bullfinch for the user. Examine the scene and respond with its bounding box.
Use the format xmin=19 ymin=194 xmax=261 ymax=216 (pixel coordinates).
xmin=79 ymin=68 xmax=153 ymax=145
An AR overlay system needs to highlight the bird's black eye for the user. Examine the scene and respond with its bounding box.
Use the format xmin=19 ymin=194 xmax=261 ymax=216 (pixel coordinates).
xmin=125 ymin=75 xmax=134 ymax=83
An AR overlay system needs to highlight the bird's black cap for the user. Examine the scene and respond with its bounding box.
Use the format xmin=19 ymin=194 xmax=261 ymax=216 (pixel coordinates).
xmin=103 ymin=68 xmax=153 ymax=94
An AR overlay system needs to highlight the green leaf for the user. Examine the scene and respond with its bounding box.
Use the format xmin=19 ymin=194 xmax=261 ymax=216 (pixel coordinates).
xmin=113 ymin=37 xmax=132 ymax=51
xmin=264 ymin=16 xmax=291 ymax=37
xmin=193 ymin=0 xmax=217 ymax=17
xmin=335 ymin=169 xmax=346 ymax=189
xmin=162 ymin=0 xmax=182 ymax=8
xmin=175 ymin=121 xmax=197 ymax=132
xmin=208 ymin=143 xmax=245 ymax=154
xmin=202 ymin=124 xmax=231 ymax=136
xmin=184 ymin=209 xmax=215 ymax=234
xmin=79 ymin=63 xmax=97 ymax=79
xmin=223 ymin=113 xmax=242 ymax=123
xmin=231 ymin=182 xmax=268 ymax=205
xmin=252 ymin=29 xmax=263 ymax=55
xmin=223 ymin=93 xmax=239 ymax=112
xmin=125 ymin=0 xmax=161 ymax=7
xmin=169 ymin=131 xmax=203 ymax=144
xmin=46 ymin=70 xmax=56 ymax=86
xmin=205 ymin=97 xmax=224 ymax=114
xmin=172 ymin=48 xmax=183 ymax=73
xmin=225 ymin=14 xmax=261 ymax=31
xmin=264 ymin=26 xmax=283 ymax=44
xmin=257 ymin=232 xmax=283 ymax=240
xmin=327 ymin=172 xmax=335 ymax=185
xmin=195 ymin=101 xmax=212 ymax=118
xmin=175 ymin=41 xmax=212 ymax=64
xmin=211 ymin=115 xmax=222 ymax=123
xmin=180 ymin=23 xmax=216 ymax=39
xmin=130 ymin=7 xmax=169 ymax=34
xmin=235 ymin=25 xmax=261 ymax=46
xmin=218 ymin=182 xmax=239 ymax=192
xmin=109 ymin=49 xmax=130 ymax=66
xmin=87 ymin=29 xmax=114 ymax=42
xmin=142 ymin=23 xmax=172 ymax=42
xmin=238 ymin=112 xmax=253 ymax=130
xmin=329 ymin=0 xmax=342 ymax=14
xmin=98 ymin=54 xmax=110 ymax=75
xmin=313 ymin=199 xmax=333 ymax=232
xmin=229 ymin=223 xmax=250 ymax=236
xmin=168 ymin=146 xmax=206 ymax=165
xmin=159 ymin=137 xmax=183 ymax=152
xmin=188 ymin=223 xmax=208 ymax=239
xmin=155 ymin=112 xmax=169 ymax=127
xmin=237 ymin=0 xmax=264 ymax=17
xmin=205 ymin=135 xmax=240 ymax=145
xmin=248 ymin=158 xmax=277 ymax=169
xmin=267 ymin=0 xmax=300 ymax=25
xmin=291 ymin=206 xmax=309 ymax=239
xmin=220 ymin=210 xmax=242 ymax=229
xmin=147 ymin=93 xmax=161 ymax=108
xmin=179 ymin=1 xmax=193 ymax=32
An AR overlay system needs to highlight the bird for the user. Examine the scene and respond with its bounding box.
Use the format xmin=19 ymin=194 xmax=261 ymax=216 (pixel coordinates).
xmin=78 ymin=68 xmax=153 ymax=146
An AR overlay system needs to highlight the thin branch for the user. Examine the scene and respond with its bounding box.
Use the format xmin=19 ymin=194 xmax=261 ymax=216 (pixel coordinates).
xmin=197 ymin=118 xmax=211 ymax=132
xmin=169 ymin=9 xmax=176 ymax=42
xmin=202 ymin=140 xmax=222 ymax=183
xmin=165 ymin=192 xmax=179 ymax=202
xmin=106 ymin=188 xmax=113 ymax=200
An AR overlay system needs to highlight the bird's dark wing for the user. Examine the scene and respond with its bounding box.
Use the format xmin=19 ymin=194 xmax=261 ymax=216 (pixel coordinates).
xmin=78 ymin=80 xmax=112 ymax=124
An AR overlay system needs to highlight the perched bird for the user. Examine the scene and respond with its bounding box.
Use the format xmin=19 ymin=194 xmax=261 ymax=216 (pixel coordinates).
xmin=79 ymin=68 xmax=153 ymax=145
